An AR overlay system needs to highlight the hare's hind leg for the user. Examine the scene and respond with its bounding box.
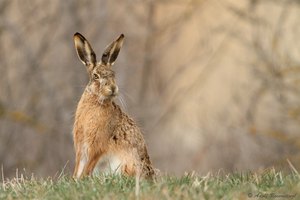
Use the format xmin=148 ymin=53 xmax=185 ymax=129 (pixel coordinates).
xmin=142 ymin=163 xmax=155 ymax=179
xmin=82 ymin=150 xmax=103 ymax=177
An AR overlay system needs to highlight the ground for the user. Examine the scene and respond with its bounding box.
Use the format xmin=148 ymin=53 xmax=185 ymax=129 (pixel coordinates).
xmin=0 ymin=169 xmax=299 ymax=200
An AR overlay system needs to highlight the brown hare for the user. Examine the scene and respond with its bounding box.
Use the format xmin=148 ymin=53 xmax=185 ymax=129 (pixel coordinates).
xmin=72 ymin=32 xmax=155 ymax=179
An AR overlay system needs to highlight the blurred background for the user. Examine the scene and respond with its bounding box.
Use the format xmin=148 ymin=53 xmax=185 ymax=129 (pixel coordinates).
xmin=1 ymin=0 xmax=300 ymax=178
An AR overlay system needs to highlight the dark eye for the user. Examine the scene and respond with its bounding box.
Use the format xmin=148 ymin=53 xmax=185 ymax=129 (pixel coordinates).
xmin=93 ymin=74 xmax=100 ymax=80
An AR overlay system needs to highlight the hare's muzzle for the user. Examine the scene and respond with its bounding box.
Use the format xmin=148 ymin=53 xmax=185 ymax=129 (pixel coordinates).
xmin=103 ymin=84 xmax=118 ymax=98
xmin=110 ymin=85 xmax=119 ymax=97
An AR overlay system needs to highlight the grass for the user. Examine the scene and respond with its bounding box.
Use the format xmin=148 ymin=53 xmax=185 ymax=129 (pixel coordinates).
xmin=0 ymin=169 xmax=299 ymax=200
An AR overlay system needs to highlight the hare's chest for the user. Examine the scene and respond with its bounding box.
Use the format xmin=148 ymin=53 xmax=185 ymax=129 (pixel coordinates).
xmin=77 ymin=106 xmax=110 ymax=133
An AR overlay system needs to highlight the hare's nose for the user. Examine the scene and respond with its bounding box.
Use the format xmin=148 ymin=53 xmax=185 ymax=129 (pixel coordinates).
xmin=111 ymin=85 xmax=118 ymax=95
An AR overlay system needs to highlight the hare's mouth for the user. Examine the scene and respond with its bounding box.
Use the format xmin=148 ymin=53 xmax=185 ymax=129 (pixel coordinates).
xmin=103 ymin=92 xmax=118 ymax=98
xmin=98 ymin=93 xmax=117 ymax=104
xmin=110 ymin=92 xmax=118 ymax=97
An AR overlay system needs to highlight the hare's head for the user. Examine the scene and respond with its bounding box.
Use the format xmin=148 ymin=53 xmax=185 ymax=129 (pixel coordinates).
xmin=74 ymin=32 xmax=124 ymax=103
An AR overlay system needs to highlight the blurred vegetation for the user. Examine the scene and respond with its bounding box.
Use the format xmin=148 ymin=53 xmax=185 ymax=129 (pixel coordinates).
xmin=0 ymin=0 xmax=300 ymax=177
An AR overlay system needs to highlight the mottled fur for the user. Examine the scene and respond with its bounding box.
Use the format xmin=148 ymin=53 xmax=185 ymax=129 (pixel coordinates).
xmin=72 ymin=32 xmax=154 ymax=179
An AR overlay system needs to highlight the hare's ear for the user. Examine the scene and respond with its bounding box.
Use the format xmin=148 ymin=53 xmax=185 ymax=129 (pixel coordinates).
xmin=74 ymin=32 xmax=97 ymax=70
xmin=101 ymin=34 xmax=124 ymax=66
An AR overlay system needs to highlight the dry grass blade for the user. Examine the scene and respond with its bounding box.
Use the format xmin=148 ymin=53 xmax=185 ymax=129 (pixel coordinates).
xmin=135 ymin=166 xmax=141 ymax=200
xmin=1 ymin=165 xmax=5 ymax=191
xmin=58 ymin=161 xmax=69 ymax=179
xmin=287 ymin=159 xmax=300 ymax=177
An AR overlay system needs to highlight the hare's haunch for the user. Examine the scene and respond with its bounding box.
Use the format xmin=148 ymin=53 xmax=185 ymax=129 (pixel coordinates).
xmin=73 ymin=32 xmax=155 ymax=179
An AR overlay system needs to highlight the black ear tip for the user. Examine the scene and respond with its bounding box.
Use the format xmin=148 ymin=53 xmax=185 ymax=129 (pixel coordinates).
xmin=119 ymin=34 xmax=125 ymax=39
xmin=116 ymin=34 xmax=124 ymax=42
xmin=74 ymin=32 xmax=85 ymax=41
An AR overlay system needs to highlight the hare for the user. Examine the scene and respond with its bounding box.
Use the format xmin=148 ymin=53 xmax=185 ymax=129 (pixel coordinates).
xmin=72 ymin=32 xmax=155 ymax=179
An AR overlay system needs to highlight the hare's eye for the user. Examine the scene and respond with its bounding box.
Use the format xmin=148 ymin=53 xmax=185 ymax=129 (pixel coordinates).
xmin=93 ymin=74 xmax=100 ymax=80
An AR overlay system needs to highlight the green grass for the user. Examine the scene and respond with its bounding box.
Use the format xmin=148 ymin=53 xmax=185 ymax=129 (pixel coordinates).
xmin=0 ymin=170 xmax=299 ymax=200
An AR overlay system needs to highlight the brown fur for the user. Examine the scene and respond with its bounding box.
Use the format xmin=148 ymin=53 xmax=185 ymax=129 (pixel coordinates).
xmin=72 ymin=32 xmax=155 ymax=179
